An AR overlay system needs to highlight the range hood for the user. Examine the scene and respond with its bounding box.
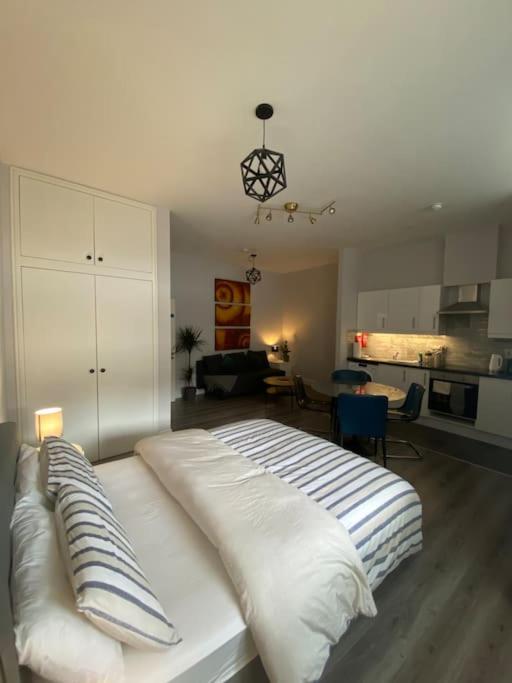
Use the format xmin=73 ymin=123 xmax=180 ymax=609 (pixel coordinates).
xmin=439 ymin=284 xmax=488 ymax=315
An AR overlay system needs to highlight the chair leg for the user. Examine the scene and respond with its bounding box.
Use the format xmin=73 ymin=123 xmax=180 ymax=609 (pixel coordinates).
xmin=382 ymin=438 xmax=387 ymax=469
xmin=386 ymin=438 xmax=423 ymax=460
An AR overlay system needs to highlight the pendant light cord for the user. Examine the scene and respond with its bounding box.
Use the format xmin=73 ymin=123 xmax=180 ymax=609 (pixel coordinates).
xmin=262 ymin=120 xmax=266 ymax=149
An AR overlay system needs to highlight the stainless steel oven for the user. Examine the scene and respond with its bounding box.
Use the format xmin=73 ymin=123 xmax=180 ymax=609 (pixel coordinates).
xmin=428 ymin=371 xmax=479 ymax=422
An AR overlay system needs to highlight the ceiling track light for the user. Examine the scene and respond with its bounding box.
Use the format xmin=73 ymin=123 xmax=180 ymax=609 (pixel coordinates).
xmin=254 ymin=200 xmax=336 ymax=224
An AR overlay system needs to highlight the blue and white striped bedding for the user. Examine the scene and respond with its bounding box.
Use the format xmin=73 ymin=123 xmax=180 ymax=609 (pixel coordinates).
xmin=210 ymin=419 xmax=422 ymax=589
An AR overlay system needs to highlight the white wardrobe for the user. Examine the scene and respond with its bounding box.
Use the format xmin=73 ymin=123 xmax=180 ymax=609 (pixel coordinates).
xmin=11 ymin=168 xmax=160 ymax=461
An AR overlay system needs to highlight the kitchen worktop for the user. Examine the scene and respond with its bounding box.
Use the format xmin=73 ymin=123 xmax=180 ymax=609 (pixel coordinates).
xmin=347 ymin=356 xmax=512 ymax=380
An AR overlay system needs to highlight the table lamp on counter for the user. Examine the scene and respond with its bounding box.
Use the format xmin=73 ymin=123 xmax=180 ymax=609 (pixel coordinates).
xmin=34 ymin=406 xmax=63 ymax=442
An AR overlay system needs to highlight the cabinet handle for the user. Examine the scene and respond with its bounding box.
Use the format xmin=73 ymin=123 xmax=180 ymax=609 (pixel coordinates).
xmin=86 ymin=254 xmax=93 ymax=261
xmin=89 ymin=368 xmax=95 ymax=373
xmin=433 ymin=315 xmax=436 ymax=329
xmin=100 ymin=368 xmax=106 ymax=373
xmin=412 ymin=316 xmax=416 ymax=329
xmin=381 ymin=317 xmax=385 ymax=329
xmin=98 ymin=256 xmax=104 ymax=262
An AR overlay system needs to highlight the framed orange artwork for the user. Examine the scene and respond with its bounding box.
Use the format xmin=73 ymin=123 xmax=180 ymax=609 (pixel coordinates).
xmin=215 ymin=303 xmax=251 ymax=327
xmin=215 ymin=328 xmax=250 ymax=350
xmin=215 ymin=279 xmax=251 ymax=305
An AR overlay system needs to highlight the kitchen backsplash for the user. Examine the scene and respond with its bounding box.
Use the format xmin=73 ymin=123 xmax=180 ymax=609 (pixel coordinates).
xmin=351 ymin=314 xmax=511 ymax=371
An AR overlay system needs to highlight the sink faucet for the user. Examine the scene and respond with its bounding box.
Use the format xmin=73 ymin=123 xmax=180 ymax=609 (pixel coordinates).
xmin=392 ymin=352 xmax=399 ymax=360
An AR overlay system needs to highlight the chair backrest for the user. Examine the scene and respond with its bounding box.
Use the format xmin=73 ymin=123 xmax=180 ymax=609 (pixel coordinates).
xmin=293 ymin=375 xmax=308 ymax=408
xmin=331 ymin=368 xmax=371 ymax=385
xmin=336 ymin=393 xmax=388 ymax=439
xmin=401 ymin=383 xmax=425 ymax=419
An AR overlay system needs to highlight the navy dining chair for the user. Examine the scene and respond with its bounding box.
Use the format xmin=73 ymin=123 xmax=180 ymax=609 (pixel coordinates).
xmin=386 ymin=382 xmax=425 ymax=460
xmin=336 ymin=393 xmax=389 ymax=467
xmin=331 ymin=369 xmax=371 ymax=385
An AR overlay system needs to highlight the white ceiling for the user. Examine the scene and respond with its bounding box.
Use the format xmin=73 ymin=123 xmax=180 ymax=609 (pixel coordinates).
xmin=1 ymin=1 xmax=512 ymax=272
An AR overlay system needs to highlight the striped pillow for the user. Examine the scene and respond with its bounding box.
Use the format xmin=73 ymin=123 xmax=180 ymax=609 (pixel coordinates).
xmin=55 ymin=483 xmax=180 ymax=651
xmin=42 ymin=437 xmax=111 ymax=510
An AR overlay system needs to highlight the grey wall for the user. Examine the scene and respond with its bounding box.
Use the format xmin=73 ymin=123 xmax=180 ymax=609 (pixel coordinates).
xmin=358 ymin=238 xmax=445 ymax=291
xmin=281 ymin=263 xmax=338 ymax=382
xmin=171 ymin=250 xmax=284 ymax=391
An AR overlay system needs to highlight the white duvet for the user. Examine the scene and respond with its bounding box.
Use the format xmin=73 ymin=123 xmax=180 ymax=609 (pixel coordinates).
xmin=136 ymin=429 xmax=377 ymax=683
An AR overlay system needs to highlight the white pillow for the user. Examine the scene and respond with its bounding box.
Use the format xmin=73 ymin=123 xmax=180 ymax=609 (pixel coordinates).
xmin=11 ymin=495 xmax=125 ymax=683
xmin=55 ymin=483 xmax=180 ymax=651
xmin=15 ymin=444 xmax=42 ymax=499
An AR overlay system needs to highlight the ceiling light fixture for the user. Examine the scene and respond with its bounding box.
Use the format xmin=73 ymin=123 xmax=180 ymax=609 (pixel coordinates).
xmin=240 ymin=103 xmax=287 ymax=203
xmin=254 ymin=200 xmax=336 ymax=224
xmin=245 ymin=253 xmax=262 ymax=285
xmin=431 ymin=202 xmax=443 ymax=211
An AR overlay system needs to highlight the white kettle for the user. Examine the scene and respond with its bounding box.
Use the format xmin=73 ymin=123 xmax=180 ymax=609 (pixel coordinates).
xmin=489 ymin=354 xmax=503 ymax=373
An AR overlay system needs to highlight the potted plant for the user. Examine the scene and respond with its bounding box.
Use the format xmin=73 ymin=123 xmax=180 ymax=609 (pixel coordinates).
xmin=175 ymin=326 xmax=205 ymax=400
xmin=280 ymin=340 xmax=290 ymax=362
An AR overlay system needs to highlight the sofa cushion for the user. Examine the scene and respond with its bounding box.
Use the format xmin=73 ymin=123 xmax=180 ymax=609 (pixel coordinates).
xmin=203 ymin=354 xmax=223 ymax=374
xmin=222 ymin=352 xmax=248 ymax=374
xmin=247 ymin=350 xmax=270 ymax=370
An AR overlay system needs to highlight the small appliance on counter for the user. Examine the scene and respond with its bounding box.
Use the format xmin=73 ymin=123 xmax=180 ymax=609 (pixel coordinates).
xmin=489 ymin=354 xmax=503 ymax=373
xmin=352 ymin=331 xmax=368 ymax=359
xmin=423 ymin=346 xmax=447 ymax=369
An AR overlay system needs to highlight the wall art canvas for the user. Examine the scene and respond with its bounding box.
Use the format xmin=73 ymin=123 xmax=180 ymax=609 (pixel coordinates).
xmin=215 ymin=328 xmax=251 ymax=351
xmin=215 ymin=303 xmax=251 ymax=327
xmin=215 ymin=279 xmax=251 ymax=305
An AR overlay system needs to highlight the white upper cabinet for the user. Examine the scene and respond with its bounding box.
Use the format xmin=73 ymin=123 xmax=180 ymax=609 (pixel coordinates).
xmin=19 ymin=176 xmax=94 ymax=265
xmin=387 ymin=287 xmax=419 ymax=333
xmin=357 ymin=290 xmax=389 ymax=331
xmin=15 ymin=169 xmax=155 ymax=275
xmin=357 ymin=285 xmax=442 ymax=334
xmin=94 ymin=197 xmax=153 ymax=273
xmin=417 ymin=285 xmax=441 ymax=333
xmin=488 ymin=279 xmax=512 ymax=339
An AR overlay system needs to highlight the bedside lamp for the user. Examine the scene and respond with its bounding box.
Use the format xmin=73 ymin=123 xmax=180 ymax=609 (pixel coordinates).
xmin=34 ymin=407 xmax=63 ymax=443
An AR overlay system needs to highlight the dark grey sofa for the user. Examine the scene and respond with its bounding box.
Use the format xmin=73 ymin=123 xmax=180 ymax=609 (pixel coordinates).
xmin=196 ymin=350 xmax=285 ymax=397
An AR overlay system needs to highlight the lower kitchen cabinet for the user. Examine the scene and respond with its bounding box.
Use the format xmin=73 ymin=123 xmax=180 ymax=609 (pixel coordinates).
xmin=476 ymin=377 xmax=512 ymax=439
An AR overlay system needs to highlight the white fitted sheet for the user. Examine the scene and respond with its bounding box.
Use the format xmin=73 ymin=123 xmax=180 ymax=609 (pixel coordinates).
xmin=94 ymin=456 xmax=257 ymax=683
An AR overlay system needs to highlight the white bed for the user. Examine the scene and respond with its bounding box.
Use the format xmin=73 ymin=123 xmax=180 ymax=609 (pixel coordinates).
xmin=23 ymin=420 xmax=421 ymax=683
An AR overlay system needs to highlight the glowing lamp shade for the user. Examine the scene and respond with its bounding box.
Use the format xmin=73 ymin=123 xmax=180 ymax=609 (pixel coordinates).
xmin=34 ymin=407 xmax=63 ymax=442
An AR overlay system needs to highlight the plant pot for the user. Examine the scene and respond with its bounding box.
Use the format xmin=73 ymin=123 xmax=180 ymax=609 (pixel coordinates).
xmin=182 ymin=386 xmax=197 ymax=401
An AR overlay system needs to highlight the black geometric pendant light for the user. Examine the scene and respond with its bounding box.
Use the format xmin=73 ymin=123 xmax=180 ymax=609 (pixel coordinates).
xmin=240 ymin=103 xmax=287 ymax=203
xmin=245 ymin=253 xmax=262 ymax=285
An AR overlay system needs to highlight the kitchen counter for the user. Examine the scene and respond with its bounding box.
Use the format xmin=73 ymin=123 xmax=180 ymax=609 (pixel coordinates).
xmin=347 ymin=356 xmax=512 ymax=380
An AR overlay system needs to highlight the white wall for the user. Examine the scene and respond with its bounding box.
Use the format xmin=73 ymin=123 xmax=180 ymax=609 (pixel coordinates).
xmin=281 ymin=263 xmax=338 ymax=383
xmin=171 ymin=250 xmax=284 ymax=391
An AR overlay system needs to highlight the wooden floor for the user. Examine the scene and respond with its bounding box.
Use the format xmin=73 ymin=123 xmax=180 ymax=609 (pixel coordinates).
xmin=172 ymin=393 xmax=512 ymax=683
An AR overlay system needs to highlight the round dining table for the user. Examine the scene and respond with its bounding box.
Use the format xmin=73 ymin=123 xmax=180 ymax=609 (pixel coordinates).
xmin=314 ymin=381 xmax=406 ymax=408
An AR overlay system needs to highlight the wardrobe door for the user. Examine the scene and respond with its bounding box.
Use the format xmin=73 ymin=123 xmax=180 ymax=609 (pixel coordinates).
xmin=21 ymin=268 xmax=99 ymax=459
xmin=94 ymin=197 xmax=153 ymax=273
xmin=95 ymin=276 xmax=155 ymax=459
xmin=19 ymin=176 xmax=94 ymax=264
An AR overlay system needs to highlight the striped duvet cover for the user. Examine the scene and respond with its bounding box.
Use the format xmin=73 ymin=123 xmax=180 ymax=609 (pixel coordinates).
xmin=210 ymin=419 xmax=422 ymax=589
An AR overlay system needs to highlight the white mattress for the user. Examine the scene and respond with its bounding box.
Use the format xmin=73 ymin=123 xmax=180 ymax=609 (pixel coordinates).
xmin=94 ymin=456 xmax=257 ymax=683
